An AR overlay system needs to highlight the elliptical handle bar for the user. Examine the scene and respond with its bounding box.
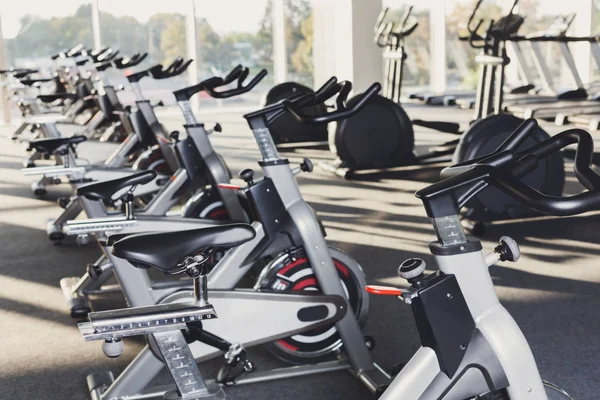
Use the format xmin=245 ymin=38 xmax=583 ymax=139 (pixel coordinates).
xmin=97 ymin=49 xmax=121 ymax=63
xmin=204 ymin=68 xmax=267 ymax=99
xmin=283 ymin=82 xmax=381 ymax=125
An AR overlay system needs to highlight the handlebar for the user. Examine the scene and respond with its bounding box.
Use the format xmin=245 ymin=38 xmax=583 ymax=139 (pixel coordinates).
xmin=113 ymin=53 xmax=148 ymax=69
xmin=418 ymin=119 xmax=600 ymax=218
xmin=204 ymin=68 xmax=267 ymax=99
xmin=373 ymin=6 xmax=419 ymax=47
xmin=173 ymin=65 xmax=265 ymax=102
xmin=66 ymin=44 xmax=86 ymax=58
xmin=223 ymin=65 xmax=245 ymax=84
xmin=150 ymin=59 xmax=193 ymax=80
xmin=283 ymin=82 xmax=381 ymax=125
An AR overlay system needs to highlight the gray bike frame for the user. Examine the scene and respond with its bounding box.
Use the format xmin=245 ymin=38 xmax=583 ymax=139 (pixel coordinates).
xmin=77 ymin=125 xmax=390 ymax=399
xmin=381 ymin=217 xmax=547 ymax=400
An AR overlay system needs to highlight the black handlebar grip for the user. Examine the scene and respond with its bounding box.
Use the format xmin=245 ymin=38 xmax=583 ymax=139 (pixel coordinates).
xmin=173 ymin=76 xmax=225 ymax=102
xmin=506 ymin=120 xmax=539 ymax=149
xmin=314 ymin=77 xmax=339 ymax=100
xmin=204 ymin=69 xmax=267 ymax=99
xmin=336 ymin=81 xmax=353 ymax=109
xmin=223 ymin=65 xmax=244 ymax=84
xmin=166 ymin=57 xmax=184 ymax=73
xmin=95 ymin=61 xmax=115 ymax=72
xmin=285 ymin=82 xmax=381 ymax=125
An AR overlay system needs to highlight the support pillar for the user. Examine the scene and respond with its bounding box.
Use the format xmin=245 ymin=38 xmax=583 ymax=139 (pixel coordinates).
xmin=186 ymin=0 xmax=199 ymax=110
xmin=272 ymin=0 xmax=287 ymax=84
xmin=0 ymin=13 xmax=9 ymax=124
xmin=312 ymin=0 xmax=383 ymax=93
xmin=429 ymin=2 xmax=447 ymax=93
xmin=91 ymin=0 xmax=102 ymax=49
xmin=570 ymin=0 xmax=593 ymax=84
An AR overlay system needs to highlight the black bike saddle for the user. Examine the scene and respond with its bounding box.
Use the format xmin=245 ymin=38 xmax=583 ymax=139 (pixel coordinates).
xmin=111 ymin=224 xmax=256 ymax=274
xmin=77 ymin=170 xmax=157 ymax=201
xmin=28 ymin=135 xmax=87 ymax=154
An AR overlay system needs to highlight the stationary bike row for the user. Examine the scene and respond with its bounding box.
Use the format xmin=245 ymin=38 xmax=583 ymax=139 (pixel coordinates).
xmin=37 ymin=66 xmax=258 ymax=242
xmin=369 ymin=118 xmax=583 ymax=399
xmin=12 ymin=46 xmax=126 ymax=144
xmin=6 ymin=44 xmax=109 ymax=120
xmin=21 ymin=58 xmax=198 ymax=240
xmin=19 ymin=51 xmax=149 ymax=173
xmin=322 ymin=3 xmax=564 ymax=236
xmin=74 ymin=78 xmax=393 ymax=399
xmin=58 ymin=66 xmax=265 ymax=312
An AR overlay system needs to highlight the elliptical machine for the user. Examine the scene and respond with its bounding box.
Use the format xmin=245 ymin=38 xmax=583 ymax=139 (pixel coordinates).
xmin=321 ymin=6 xmax=463 ymax=177
xmin=323 ymin=2 xmax=565 ymax=235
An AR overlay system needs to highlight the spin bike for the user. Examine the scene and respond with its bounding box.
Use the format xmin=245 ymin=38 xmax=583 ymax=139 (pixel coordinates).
xmin=368 ymin=119 xmax=585 ymax=399
xmin=73 ymin=79 xmax=392 ymax=399
xmin=59 ymin=68 xmax=264 ymax=316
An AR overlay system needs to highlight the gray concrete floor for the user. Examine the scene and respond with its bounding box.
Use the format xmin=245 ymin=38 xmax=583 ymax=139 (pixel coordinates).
xmin=0 ymin=105 xmax=599 ymax=399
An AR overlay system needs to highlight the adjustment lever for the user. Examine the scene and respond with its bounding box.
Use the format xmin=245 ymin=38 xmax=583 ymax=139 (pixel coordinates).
xmin=365 ymin=285 xmax=402 ymax=296
xmin=207 ymin=123 xmax=222 ymax=135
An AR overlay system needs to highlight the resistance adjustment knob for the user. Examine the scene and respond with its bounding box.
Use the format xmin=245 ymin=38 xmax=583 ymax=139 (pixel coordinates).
xmin=496 ymin=236 xmax=520 ymax=262
xmin=398 ymin=258 xmax=426 ymax=284
xmin=239 ymin=168 xmax=254 ymax=185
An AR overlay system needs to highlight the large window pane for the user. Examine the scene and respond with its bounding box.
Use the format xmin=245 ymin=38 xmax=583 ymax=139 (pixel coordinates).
xmin=2 ymin=1 xmax=92 ymax=69
xmin=193 ymin=0 xmax=273 ymax=109
xmin=97 ymin=1 xmax=190 ymax=105
xmin=284 ymin=0 xmax=313 ymax=87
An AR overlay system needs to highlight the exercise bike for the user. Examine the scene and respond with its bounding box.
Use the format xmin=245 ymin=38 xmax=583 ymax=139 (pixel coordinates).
xmin=72 ymin=78 xmax=393 ymax=399
xmin=368 ymin=119 xmax=584 ymax=399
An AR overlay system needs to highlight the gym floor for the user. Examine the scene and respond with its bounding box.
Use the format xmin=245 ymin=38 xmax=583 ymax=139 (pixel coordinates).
xmin=0 ymin=105 xmax=599 ymax=400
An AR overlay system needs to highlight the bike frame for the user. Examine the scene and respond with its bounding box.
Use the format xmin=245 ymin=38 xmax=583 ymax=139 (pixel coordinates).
xmin=382 ymin=216 xmax=546 ymax=400
xmin=77 ymin=116 xmax=391 ymax=399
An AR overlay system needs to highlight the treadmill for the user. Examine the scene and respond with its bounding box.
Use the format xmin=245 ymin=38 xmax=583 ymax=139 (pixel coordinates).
xmin=504 ymin=16 xmax=600 ymax=120
xmin=555 ymin=35 xmax=600 ymax=129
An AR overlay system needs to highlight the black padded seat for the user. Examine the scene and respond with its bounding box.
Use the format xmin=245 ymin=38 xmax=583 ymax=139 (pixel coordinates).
xmin=111 ymin=224 xmax=256 ymax=274
xmin=77 ymin=170 xmax=157 ymax=201
xmin=13 ymin=70 xmax=37 ymax=79
xmin=99 ymin=231 xmax=157 ymax=247
xmin=38 ymin=93 xmax=79 ymax=103
xmin=28 ymin=135 xmax=87 ymax=154
xmin=20 ymin=78 xmax=53 ymax=86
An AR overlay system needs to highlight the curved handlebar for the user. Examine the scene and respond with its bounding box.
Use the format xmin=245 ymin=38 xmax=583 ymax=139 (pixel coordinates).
xmin=97 ymin=49 xmax=120 ymax=63
xmin=204 ymin=68 xmax=267 ymax=99
xmin=223 ymin=65 xmax=244 ymax=85
xmin=419 ymin=119 xmax=600 ymax=218
xmin=150 ymin=59 xmax=193 ymax=80
xmin=173 ymin=65 xmax=265 ymax=101
xmin=373 ymin=6 xmax=419 ymax=47
xmin=283 ymin=82 xmax=381 ymax=125
xmin=113 ymin=53 xmax=148 ymax=69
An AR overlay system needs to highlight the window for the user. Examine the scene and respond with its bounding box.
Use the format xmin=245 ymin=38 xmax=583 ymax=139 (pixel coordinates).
xmin=2 ymin=0 xmax=93 ymax=70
